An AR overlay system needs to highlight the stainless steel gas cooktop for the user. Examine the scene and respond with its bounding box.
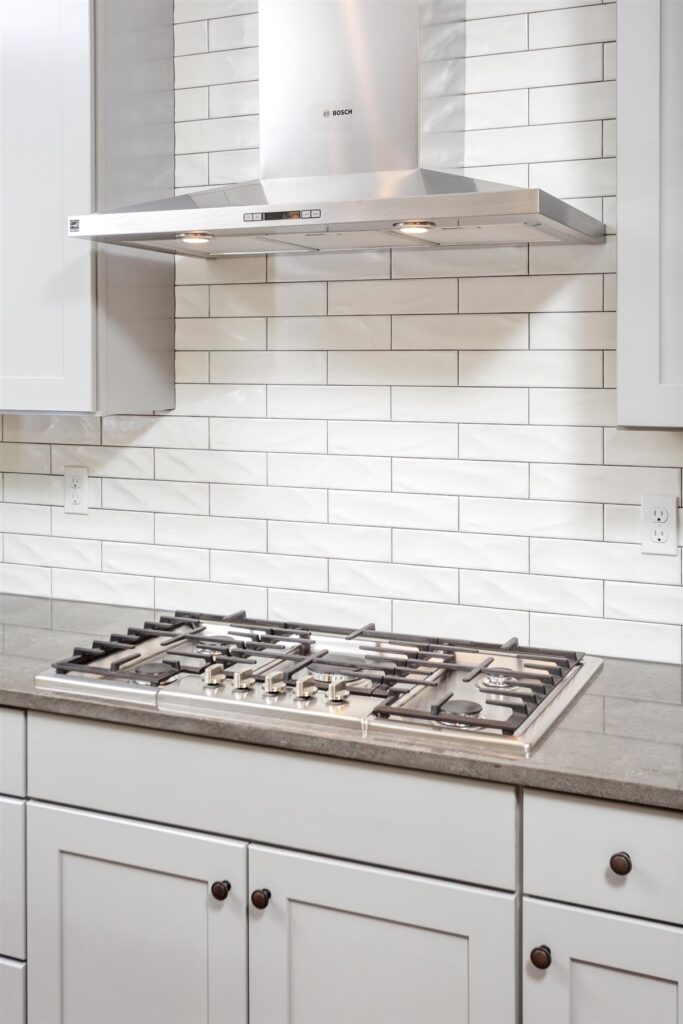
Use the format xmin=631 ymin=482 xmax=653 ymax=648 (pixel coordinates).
xmin=35 ymin=610 xmax=602 ymax=757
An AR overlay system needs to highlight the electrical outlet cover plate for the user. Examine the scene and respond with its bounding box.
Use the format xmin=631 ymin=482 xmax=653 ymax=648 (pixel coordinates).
xmin=64 ymin=466 xmax=88 ymax=515
xmin=641 ymin=495 xmax=678 ymax=555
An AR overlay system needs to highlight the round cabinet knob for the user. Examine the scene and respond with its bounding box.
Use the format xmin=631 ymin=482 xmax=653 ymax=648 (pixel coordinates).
xmin=211 ymin=880 xmax=231 ymax=901
xmin=609 ymin=851 xmax=632 ymax=876
xmin=251 ymin=888 xmax=271 ymax=910
xmin=530 ymin=946 xmax=552 ymax=970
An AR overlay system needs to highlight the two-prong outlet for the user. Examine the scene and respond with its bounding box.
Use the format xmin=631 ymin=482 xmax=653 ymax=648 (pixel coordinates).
xmin=64 ymin=466 xmax=88 ymax=515
xmin=641 ymin=495 xmax=678 ymax=555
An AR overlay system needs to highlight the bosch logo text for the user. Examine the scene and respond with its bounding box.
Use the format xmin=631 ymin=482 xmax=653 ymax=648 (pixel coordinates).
xmin=323 ymin=108 xmax=353 ymax=117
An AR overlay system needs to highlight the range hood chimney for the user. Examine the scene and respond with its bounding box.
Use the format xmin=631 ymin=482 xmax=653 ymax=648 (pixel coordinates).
xmin=69 ymin=0 xmax=605 ymax=257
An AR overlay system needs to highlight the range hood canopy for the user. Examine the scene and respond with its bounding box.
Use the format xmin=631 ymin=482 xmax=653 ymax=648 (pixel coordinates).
xmin=69 ymin=0 xmax=605 ymax=258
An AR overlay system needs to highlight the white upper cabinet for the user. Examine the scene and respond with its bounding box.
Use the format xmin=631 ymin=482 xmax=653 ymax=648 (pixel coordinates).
xmin=617 ymin=0 xmax=683 ymax=426
xmin=0 ymin=0 xmax=175 ymax=414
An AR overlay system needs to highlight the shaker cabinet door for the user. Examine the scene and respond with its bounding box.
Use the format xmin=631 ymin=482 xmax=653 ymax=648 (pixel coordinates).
xmin=0 ymin=0 xmax=95 ymax=413
xmin=524 ymin=897 xmax=683 ymax=1024
xmin=617 ymin=0 xmax=683 ymax=426
xmin=27 ymin=802 xmax=248 ymax=1024
xmin=249 ymin=844 xmax=516 ymax=1024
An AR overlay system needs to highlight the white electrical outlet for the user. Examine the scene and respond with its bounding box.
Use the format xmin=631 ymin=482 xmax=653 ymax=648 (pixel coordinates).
xmin=641 ymin=495 xmax=678 ymax=554
xmin=64 ymin=466 xmax=88 ymax=515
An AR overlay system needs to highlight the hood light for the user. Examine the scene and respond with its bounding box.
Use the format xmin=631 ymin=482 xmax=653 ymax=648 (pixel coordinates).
xmin=177 ymin=231 xmax=214 ymax=244
xmin=393 ymin=220 xmax=435 ymax=235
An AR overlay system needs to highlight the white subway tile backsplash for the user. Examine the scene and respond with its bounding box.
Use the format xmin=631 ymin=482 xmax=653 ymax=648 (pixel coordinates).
xmin=155 ymin=577 xmax=267 ymax=618
xmin=530 ymin=388 xmax=616 ymax=425
xmin=268 ymin=589 xmax=392 ymax=631
xmin=604 ymin=428 xmax=683 ymax=468
xmin=328 ymin=279 xmax=458 ymax=315
xmin=460 ymin=496 xmax=603 ymax=540
xmin=268 ymin=522 xmax=391 ymax=562
xmin=212 ymin=550 xmax=327 ymax=591
xmin=530 ymin=81 xmax=616 ymax=125
xmin=329 ymin=421 xmax=458 ymax=458
xmin=391 ymin=247 xmax=526 ymax=279
xmin=529 ymin=312 xmax=615 ymax=350
xmin=394 ymin=528 xmax=528 ymax=571
xmin=392 ymin=387 xmax=529 ymax=424
xmin=392 ymin=598 xmax=530 ymax=644
xmin=330 ymin=559 xmax=459 ymax=603
xmin=208 ymin=13 xmax=257 ymax=50
xmin=211 ymin=483 xmax=327 ymax=522
xmin=463 ymin=44 xmax=603 ymax=94
xmin=460 ymin=350 xmax=602 ymax=387
xmin=393 ymin=457 xmax=529 ymax=498
xmin=6 ymin=5 xmax=679 ymax=661
xmin=605 ymin=582 xmax=683 ymax=627
xmin=329 ymin=352 xmax=458 ymax=386
xmin=156 ymin=448 xmax=266 ymax=484
xmin=460 ymin=275 xmax=603 ymax=314
xmin=4 ymin=534 xmax=100 ymax=572
xmin=268 ymin=316 xmax=390 ymax=351
xmin=211 ymin=282 xmax=327 ymax=317
xmin=531 ymin=464 xmax=682 ymax=505
xmin=531 ymin=538 xmax=682 ymax=585
xmin=211 ymin=418 xmax=327 ymax=454
xmin=461 ymin=568 xmax=603 ymax=616
xmin=530 ymin=612 xmax=682 ymax=664
xmin=103 ymin=542 xmax=209 ymax=581
xmin=102 ymin=416 xmax=209 ymax=450
xmin=391 ymin=313 xmax=528 ymax=350
xmin=103 ymin=479 xmax=209 ymax=516
xmin=176 ymin=317 xmax=266 ymax=350
xmin=529 ymin=4 xmax=615 ymax=50
xmin=156 ymin=513 xmax=266 ymax=552
xmin=465 ymin=121 xmax=602 ymax=165
xmin=460 ymin=423 xmax=603 ymax=464
xmin=268 ymin=386 xmax=390 ymax=420
xmin=210 ymin=351 xmax=326 ymax=384
xmin=330 ymin=491 xmax=459 ymax=531
xmin=268 ymin=453 xmax=391 ymax=491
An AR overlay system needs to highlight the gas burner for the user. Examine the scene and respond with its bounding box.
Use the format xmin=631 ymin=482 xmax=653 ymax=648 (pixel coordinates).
xmin=36 ymin=608 xmax=602 ymax=756
xmin=481 ymin=673 xmax=516 ymax=688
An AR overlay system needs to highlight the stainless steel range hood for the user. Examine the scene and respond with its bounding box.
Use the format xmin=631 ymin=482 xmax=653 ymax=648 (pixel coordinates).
xmin=68 ymin=0 xmax=605 ymax=258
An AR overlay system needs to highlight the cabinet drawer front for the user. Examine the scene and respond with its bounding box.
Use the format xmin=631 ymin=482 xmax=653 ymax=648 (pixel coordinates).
xmin=28 ymin=713 xmax=517 ymax=890
xmin=0 ymin=958 xmax=26 ymax=1024
xmin=0 ymin=799 xmax=26 ymax=960
xmin=0 ymin=710 xmax=26 ymax=798
xmin=524 ymin=791 xmax=683 ymax=925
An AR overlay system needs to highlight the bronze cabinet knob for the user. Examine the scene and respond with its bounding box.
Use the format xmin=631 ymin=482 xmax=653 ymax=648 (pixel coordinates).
xmin=530 ymin=945 xmax=552 ymax=970
xmin=251 ymin=888 xmax=271 ymax=910
xmin=609 ymin=851 xmax=632 ymax=876
xmin=211 ymin=880 xmax=231 ymax=901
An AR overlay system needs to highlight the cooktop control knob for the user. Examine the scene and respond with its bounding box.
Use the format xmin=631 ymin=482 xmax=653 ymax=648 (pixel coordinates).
xmin=231 ymin=668 xmax=254 ymax=691
xmin=326 ymin=678 xmax=350 ymax=703
xmin=262 ymin=671 xmax=286 ymax=695
xmin=293 ymin=674 xmax=317 ymax=700
xmin=204 ymin=663 xmax=226 ymax=688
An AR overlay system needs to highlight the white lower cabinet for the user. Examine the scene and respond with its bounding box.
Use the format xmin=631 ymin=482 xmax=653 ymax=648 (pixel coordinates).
xmin=25 ymin=801 xmax=516 ymax=1024
xmin=248 ymin=845 xmax=516 ymax=1024
xmin=0 ymin=958 xmax=26 ymax=1024
xmin=26 ymin=803 xmax=248 ymax=1024
xmin=523 ymin=897 xmax=683 ymax=1024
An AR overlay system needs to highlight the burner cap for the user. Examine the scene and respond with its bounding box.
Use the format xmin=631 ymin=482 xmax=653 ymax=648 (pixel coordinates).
xmin=443 ymin=700 xmax=482 ymax=717
xmin=481 ymin=673 xmax=515 ymax=688
xmin=312 ymin=670 xmax=353 ymax=685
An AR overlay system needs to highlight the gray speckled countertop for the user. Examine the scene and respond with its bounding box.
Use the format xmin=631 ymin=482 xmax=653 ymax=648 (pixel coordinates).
xmin=1 ymin=595 xmax=681 ymax=811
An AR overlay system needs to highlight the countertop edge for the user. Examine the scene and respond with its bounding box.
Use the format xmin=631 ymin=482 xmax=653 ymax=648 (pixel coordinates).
xmin=3 ymin=688 xmax=681 ymax=814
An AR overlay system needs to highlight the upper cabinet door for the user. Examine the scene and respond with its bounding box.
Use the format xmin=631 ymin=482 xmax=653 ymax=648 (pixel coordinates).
xmin=524 ymin=897 xmax=683 ymax=1024
xmin=617 ymin=0 xmax=683 ymax=426
xmin=27 ymin=802 xmax=248 ymax=1024
xmin=248 ymin=844 xmax=516 ymax=1024
xmin=0 ymin=0 xmax=95 ymax=412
